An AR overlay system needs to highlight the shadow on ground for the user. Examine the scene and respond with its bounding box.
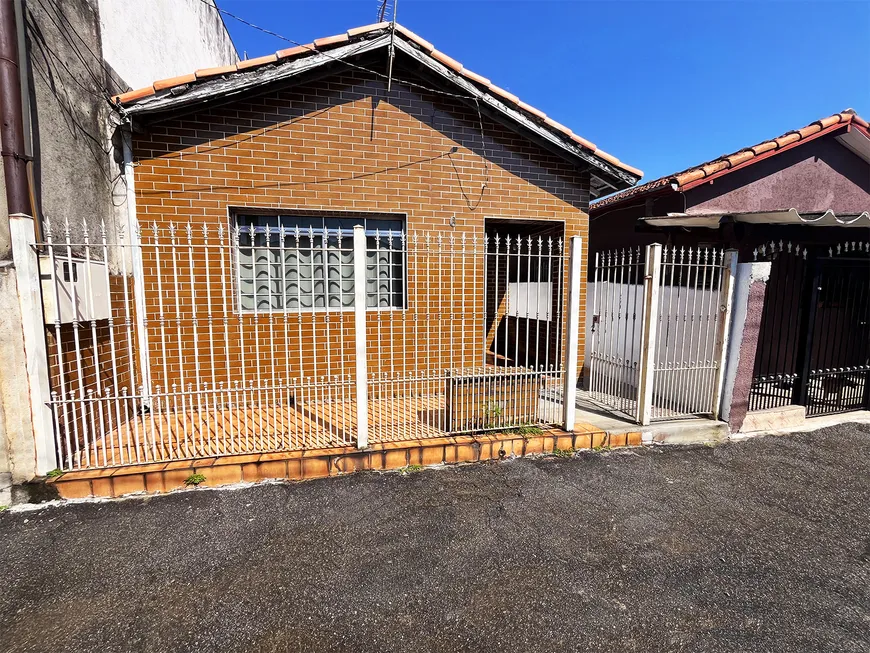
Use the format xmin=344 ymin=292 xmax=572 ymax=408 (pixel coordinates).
xmin=1 ymin=423 xmax=869 ymax=652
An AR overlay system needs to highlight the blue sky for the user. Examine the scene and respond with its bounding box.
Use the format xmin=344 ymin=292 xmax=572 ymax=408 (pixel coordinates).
xmin=219 ymin=0 xmax=870 ymax=182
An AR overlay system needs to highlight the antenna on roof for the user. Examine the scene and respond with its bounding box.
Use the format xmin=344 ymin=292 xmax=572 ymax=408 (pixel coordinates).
xmin=377 ymin=0 xmax=390 ymax=23
xmin=386 ymin=0 xmax=398 ymax=92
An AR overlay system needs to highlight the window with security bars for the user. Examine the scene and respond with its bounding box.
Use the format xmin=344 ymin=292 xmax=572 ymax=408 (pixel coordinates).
xmin=236 ymin=214 xmax=405 ymax=312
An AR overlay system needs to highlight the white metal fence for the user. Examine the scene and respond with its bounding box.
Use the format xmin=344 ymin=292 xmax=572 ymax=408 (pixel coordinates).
xmin=587 ymin=243 xmax=736 ymax=424
xmin=33 ymin=217 xmax=580 ymax=470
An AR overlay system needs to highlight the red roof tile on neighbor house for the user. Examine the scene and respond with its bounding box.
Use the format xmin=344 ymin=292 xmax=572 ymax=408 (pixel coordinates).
xmin=111 ymin=22 xmax=642 ymax=179
xmin=592 ymin=109 xmax=868 ymax=211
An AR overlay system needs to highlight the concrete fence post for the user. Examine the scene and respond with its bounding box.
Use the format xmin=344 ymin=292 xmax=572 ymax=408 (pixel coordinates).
xmin=352 ymin=225 xmax=369 ymax=448
xmin=122 ymin=129 xmax=152 ymax=406
xmin=636 ymin=243 xmax=662 ymax=425
xmin=562 ymin=236 xmax=582 ymax=431
xmin=712 ymin=249 xmax=739 ymax=420
xmin=720 ymin=261 xmax=772 ymax=431
xmin=9 ymin=214 xmax=57 ymax=474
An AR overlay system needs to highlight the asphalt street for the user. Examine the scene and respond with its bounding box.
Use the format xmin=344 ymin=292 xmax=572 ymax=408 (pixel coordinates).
xmin=1 ymin=423 xmax=869 ymax=652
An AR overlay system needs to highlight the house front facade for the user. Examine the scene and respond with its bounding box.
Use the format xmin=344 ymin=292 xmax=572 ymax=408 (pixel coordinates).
xmin=35 ymin=22 xmax=641 ymax=483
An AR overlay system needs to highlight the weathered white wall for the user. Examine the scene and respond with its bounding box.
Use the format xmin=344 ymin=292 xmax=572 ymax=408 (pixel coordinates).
xmin=98 ymin=0 xmax=237 ymax=90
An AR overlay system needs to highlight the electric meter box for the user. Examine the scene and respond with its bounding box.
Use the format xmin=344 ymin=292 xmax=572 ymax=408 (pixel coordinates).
xmin=39 ymin=255 xmax=111 ymax=325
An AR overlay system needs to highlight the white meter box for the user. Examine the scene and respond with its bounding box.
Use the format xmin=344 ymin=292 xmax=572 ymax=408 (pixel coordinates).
xmin=39 ymin=255 xmax=110 ymax=325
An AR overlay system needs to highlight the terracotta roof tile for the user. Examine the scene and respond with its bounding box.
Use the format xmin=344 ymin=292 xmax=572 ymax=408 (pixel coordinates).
xmin=394 ymin=24 xmax=434 ymax=52
xmin=237 ymin=54 xmax=278 ymax=70
xmin=348 ymin=22 xmax=390 ymax=37
xmin=619 ymin=162 xmax=645 ymax=178
xmin=570 ymin=133 xmax=596 ymax=151
xmin=725 ymin=150 xmax=755 ymax=167
xmin=313 ymin=33 xmax=349 ymax=48
xmin=276 ymin=44 xmax=313 ymax=59
xmin=676 ymin=169 xmax=706 ymax=185
xmin=817 ymin=115 xmax=841 ymax=129
xmin=488 ymin=84 xmax=520 ymax=106
xmin=114 ymin=85 xmax=155 ymax=103
xmin=111 ymin=22 xmax=642 ymax=180
xmin=595 ymin=150 xmax=623 ymax=168
xmin=775 ymin=132 xmax=801 ymax=148
xmin=592 ymin=109 xmax=867 ymax=211
xmin=517 ymin=100 xmax=547 ymax=121
xmin=195 ymin=63 xmax=238 ymax=79
xmin=543 ymin=116 xmax=570 ymax=133
xmin=461 ymin=69 xmax=491 ymax=87
xmin=701 ymin=160 xmax=730 ymax=176
xmin=751 ymin=141 xmax=777 ymax=156
xmin=153 ymin=73 xmax=196 ymax=91
xmin=430 ymin=49 xmax=463 ymax=73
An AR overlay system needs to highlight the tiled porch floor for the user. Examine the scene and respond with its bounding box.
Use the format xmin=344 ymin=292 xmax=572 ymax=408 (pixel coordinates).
xmin=70 ymin=396 xmax=452 ymax=470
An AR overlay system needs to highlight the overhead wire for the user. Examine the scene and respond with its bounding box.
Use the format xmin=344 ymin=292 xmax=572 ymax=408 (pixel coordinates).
xmin=191 ymin=0 xmax=491 ymax=208
xmin=192 ymin=0 xmax=477 ymax=101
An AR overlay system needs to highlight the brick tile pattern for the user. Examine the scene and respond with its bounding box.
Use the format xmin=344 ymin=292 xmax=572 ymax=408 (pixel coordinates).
xmin=49 ymin=424 xmax=644 ymax=499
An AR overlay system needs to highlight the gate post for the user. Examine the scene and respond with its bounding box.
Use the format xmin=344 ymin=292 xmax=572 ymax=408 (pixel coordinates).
xmin=352 ymin=225 xmax=369 ymax=448
xmin=562 ymin=236 xmax=582 ymax=431
xmin=9 ymin=214 xmax=58 ymax=474
xmin=711 ymin=249 xmax=738 ymax=420
xmin=636 ymin=243 xmax=662 ymax=425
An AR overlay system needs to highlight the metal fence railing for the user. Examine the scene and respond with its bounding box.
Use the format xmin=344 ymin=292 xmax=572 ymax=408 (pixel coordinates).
xmin=33 ymin=217 xmax=581 ymax=470
xmin=587 ymin=243 xmax=736 ymax=425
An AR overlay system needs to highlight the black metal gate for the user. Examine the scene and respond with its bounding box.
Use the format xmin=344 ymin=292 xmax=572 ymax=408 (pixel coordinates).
xmin=749 ymin=241 xmax=870 ymax=417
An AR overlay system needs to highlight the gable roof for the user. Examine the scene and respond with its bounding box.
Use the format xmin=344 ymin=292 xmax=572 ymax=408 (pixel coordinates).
xmin=591 ymin=109 xmax=869 ymax=212
xmin=110 ymin=22 xmax=642 ymax=195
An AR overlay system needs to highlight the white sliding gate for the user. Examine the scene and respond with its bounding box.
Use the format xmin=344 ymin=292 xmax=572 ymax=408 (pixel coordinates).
xmin=587 ymin=243 xmax=736 ymax=424
xmin=27 ymin=217 xmax=580 ymax=471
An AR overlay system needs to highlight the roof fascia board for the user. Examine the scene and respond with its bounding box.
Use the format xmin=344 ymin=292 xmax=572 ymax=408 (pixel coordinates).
xmin=392 ymin=38 xmax=639 ymax=188
xmin=590 ymin=185 xmax=676 ymax=216
xmin=836 ymin=125 xmax=870 ymax=163
xmin=123 ymin=35 xmax=391 ymax=116
xmin=678 ymin=122 xmax=853 ymax=192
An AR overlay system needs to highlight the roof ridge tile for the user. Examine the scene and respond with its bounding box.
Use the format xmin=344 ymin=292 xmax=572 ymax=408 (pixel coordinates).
xmin=593 ymin=109 xmax=866 ymax=210
xmin=110 ymin=21 xmax=642 ymax=180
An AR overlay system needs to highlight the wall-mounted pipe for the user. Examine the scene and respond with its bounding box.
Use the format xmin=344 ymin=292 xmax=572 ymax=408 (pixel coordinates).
xmin=0 ymin=0 xmax=30 ymax=217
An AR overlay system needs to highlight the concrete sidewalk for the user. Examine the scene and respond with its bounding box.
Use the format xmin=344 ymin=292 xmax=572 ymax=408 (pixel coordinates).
xmin=1 ymin=423 xmax=869 ymax=652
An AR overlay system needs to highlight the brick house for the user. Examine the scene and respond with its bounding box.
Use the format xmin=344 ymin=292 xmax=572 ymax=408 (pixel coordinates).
xmin=41 ymin=21 xmax=641 ymax=483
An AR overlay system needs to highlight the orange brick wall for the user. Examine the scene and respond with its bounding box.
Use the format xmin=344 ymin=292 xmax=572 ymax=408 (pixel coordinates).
xmin=132 ymin=70 xmax=590 ymax=388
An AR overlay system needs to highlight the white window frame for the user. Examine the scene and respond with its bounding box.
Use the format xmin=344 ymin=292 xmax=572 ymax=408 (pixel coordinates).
xmin=233 ymin=212 xmax=408 ymax=314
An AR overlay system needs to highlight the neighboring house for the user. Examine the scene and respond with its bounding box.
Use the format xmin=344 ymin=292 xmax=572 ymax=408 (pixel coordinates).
xmin=587 ymin=110 xmax=870 ymax=430
xmin=0 ymin=0 xmax=236 ymax=494
xmin=27 ymin=21 xmax=641 ymax=486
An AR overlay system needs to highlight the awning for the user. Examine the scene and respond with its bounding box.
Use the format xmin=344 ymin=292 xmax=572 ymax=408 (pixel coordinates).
xmin=642 ymin=208 xmax=870 ymax=228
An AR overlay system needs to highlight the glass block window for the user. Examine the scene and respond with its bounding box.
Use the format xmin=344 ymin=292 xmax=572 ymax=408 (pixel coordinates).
xmin=236 ymin=214 xmax=405 ymax=312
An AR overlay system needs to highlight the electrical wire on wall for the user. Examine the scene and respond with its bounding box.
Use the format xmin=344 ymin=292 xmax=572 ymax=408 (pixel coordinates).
xmin=166 ymin=0 xmax=495 ymax=211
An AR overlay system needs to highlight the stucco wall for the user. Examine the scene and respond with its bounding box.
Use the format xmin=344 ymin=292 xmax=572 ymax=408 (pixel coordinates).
xmin=97 ymin=0 xmax=237 ymax=91
xmin=24 ymin=0 xmax=118 ymax=244
xmin=688 ymin=135 xmax=870 ymax=215
xmin=0 ymin=0 xmax=238 ymax=483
